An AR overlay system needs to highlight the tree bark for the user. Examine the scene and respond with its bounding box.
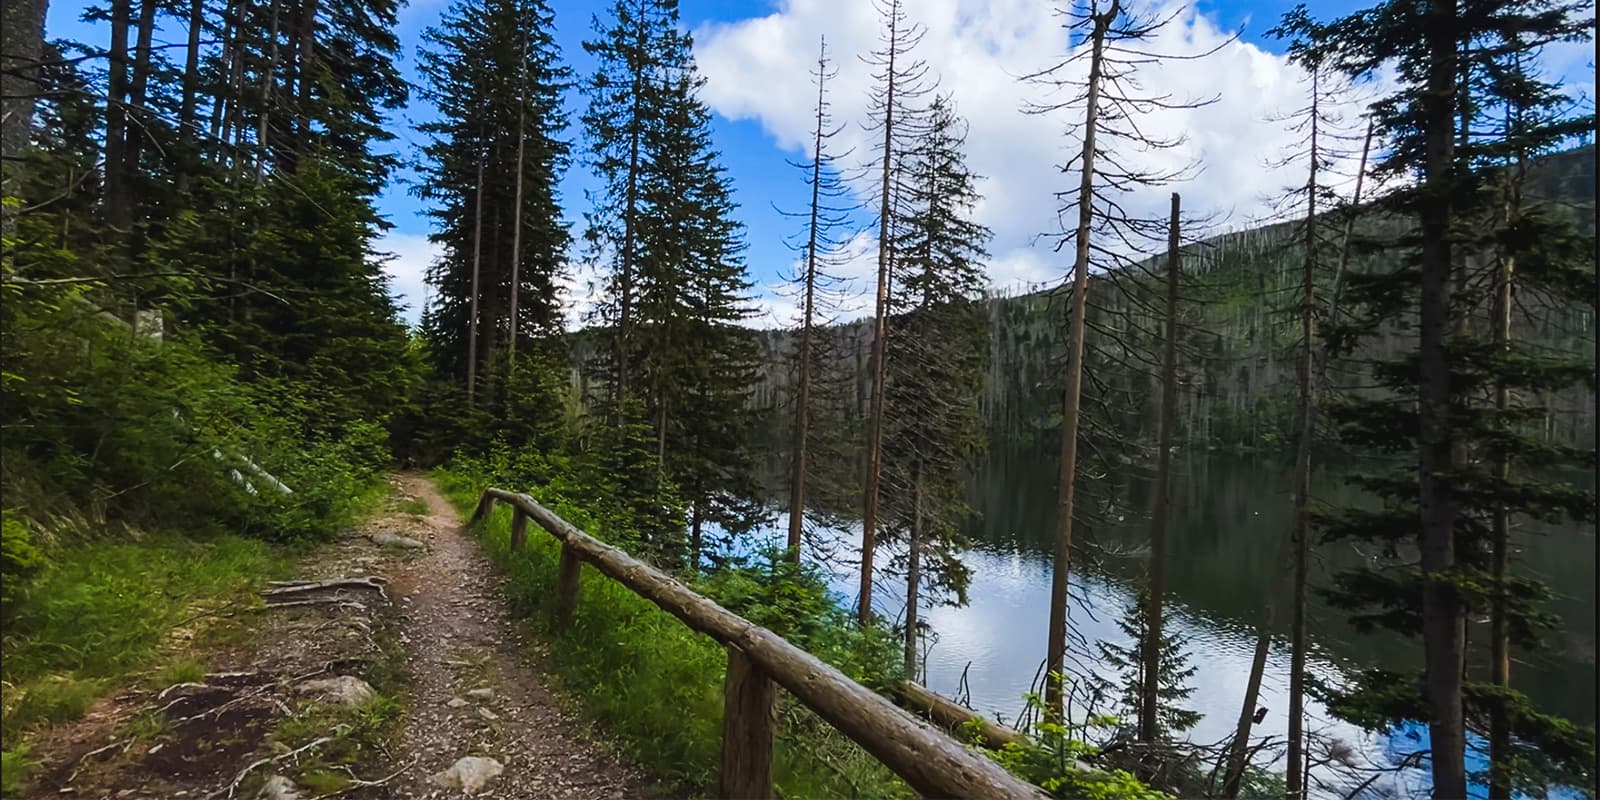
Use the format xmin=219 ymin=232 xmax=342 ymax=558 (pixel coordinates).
xmin=295 ymin=0 xmax=317 ymax=156
xmin=904 ymin=461 xmax=924 ymax=681
xmin=175 ymin=0 xmax=205 ymax=193
xmin=255 ymin=0 xmax=282 ymax=183
xmin=1487 ymin=123 xmax=1522 ymax=800
xmin=859 ymin=0 xmax=901 ymax=626
xmin=1045 ymin=0 xmax=1116 ymax=723
xmin=1417 ymin=1 xmax=1467 ymax=795
xmin=787 ymin=36 xmax=829 ymax=563
xmin=104 ymin=0 xmax=133 ymax=229
xmin=468 ymin=143 xmax=485 ymax=403
xmin=1287 ymin=72 xmax=1320 ymax=800
xmin=507 ymin=63 xmax=528 ymax=378
xmin=1 ymin=0 xmax=50 ymax=220
xmin=1138 ymin=192 xmax=1180 ymax=743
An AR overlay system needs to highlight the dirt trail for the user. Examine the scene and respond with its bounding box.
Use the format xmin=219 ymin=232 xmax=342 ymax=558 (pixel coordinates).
xmin=20 ymin=474 xmax=653 ymax=799
xmin=382 ymin=472 xmax=652 ymax=799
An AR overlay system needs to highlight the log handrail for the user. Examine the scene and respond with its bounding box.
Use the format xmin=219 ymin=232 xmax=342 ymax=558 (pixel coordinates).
xmin=470 ymin=487 xmax=1049 ymax=800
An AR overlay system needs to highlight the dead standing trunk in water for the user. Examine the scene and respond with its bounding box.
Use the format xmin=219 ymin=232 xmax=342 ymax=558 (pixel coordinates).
xmin=1138 ymin=192 xmax=1180 ymax=743
xmin=1044 ymin=0 xmax=1116 ymax=723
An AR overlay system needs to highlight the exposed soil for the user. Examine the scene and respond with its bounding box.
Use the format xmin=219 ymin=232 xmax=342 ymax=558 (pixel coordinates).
xmin=382 ymin=473 xmax=652 ymax=799
xmin=20 ymin=473 xmax=654 ymax=799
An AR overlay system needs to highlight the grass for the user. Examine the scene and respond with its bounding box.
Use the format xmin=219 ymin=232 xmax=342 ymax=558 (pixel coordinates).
xmin=398 ymin=497 xmax=430 ymax=516
xmin=0 ymin=533 xmax=292 ymax=793
xmin=433 ymin=467 xmax=911 ymax=800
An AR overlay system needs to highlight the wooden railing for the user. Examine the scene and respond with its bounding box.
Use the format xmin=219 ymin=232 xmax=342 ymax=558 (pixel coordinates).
xmin=470 ymin=487 xmax=1050 ymax=800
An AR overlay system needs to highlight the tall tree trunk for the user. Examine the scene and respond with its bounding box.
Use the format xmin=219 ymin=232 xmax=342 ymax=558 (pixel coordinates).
xmin=1487 ymin=116 xmax=1522 ymax=800
xmin=255 ymin=0 xmax=282 ymax=183
xmin=104 ymin=0 xmax=133 ymax=230
xmin=1418 ymin=1 xmax=1467 ymax=794
xmin=295 ymin=0 xmax=317 ymax=157
xmin=1045 ymin=0 xmax=1115 ymax=723
xmin=175 ymin=0 xmax=204 ymax=193
xmin=859 ymin=1 xmax=901 ymax=626
xmin=1287 ymin=72 xmax=1320 ymax=800
xmin=904 ymin=461 xmax=924 ymax=681
xmin=0 ymin=0 xmax=47 ymax=234
xmin=467 ymin=143 xmax=485 ymax=403
xmin=121 ymin=0 xmax=159 ymax=238
xmin=787 ymin=36 xmax=829 ymax=563
xmin=615 ymin=4 xmax=646 ymax=408
xmin=507 ymin=68 xmax=528 ymax=379
xmin=1138 ymin=192 xmax=1180 ymax=743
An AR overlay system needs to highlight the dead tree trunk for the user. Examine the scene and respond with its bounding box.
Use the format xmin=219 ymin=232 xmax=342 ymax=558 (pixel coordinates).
xmin=1044 ymin=0 xmax=1115 ymax=722
xmin=859 ymin=5 xmax=901 ymax=627
xmin=1138 ymin=192 xmax=1180 ymax=743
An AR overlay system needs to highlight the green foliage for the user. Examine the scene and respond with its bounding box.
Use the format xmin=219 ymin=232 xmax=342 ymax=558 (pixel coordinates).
xmin=434 ymin=462 xmax=912 ymax=799
xmin=0 ymin=533 xmax=288 ymax=744
xmin=985 ymin=717 xmax=1171 ymax=800
xmin=1090 ymin=585 xmax=1201 ymax=742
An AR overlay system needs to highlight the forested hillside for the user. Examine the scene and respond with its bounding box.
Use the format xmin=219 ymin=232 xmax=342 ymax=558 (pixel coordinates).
xmin=741 ymin=145 xmax=1597 ymax=461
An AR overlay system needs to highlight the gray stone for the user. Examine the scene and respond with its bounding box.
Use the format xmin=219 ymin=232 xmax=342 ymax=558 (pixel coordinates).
xmin=428 ymin=756 xmax=504 ymax=794
xmin=257 ymin=775 xmax=301 ymax=800
xmin=368 ymin=531 xmax=426 ymax=549
xmin=446 ymin=697 xmax=469 ymax=708
xmin=464 ymin=687 xmax=494 ymax=701
xmin=295 ymin=675 xmax=375 ymax=707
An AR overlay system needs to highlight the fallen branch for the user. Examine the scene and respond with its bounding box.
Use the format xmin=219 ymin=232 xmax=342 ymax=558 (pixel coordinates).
xmin=262 ymin=577 xmax=387 ymax=602
xmin=260 ymin=598 xmax=370 ymax=612
xmin=206 ymin=736 xmax=334 ymax=800
xmin=305 ymin=760 xmax=415 ymax=798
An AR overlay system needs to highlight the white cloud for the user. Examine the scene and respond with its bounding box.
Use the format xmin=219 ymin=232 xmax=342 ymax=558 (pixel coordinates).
xmin=375 ymin=231 xmax=438 ymax=328
xmin=695 ymin=0 xmax=1379 ymax=322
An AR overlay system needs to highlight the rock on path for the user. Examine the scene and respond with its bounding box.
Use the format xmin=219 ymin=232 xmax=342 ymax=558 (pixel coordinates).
xmin=384 ymin=473 xmax=652 ymax=799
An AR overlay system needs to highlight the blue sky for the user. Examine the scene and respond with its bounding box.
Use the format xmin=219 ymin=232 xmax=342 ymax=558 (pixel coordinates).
xmin=44 ymin=0 xmax=1596 ymax=328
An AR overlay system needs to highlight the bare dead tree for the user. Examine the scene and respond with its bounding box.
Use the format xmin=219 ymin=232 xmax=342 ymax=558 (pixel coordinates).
xmin=1020 ymin=0 xmax=1229 ymax=725
xmin=856 ymin=0 xmax=935 ymax=625
xmin=779 ymin=35 xmax=858 ymax=563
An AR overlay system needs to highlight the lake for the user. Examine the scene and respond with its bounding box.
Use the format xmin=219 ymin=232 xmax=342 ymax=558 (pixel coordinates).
xmin=750 ymin=441 xmax=1596 ymax=797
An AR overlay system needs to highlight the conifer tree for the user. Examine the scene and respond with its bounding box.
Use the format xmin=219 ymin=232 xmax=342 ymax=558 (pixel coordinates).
xmin=1304 ymin=0 xmax=1597 ymax=794
xmin=581 ymin=0 xmax=764 ymax=569
xmin=857 ymin=0 xmax=935 ymax=626
xmin=417 ymin=0 xmax=572 ymax=409
xmin=880 ymin=94 xmax=990 ymax=680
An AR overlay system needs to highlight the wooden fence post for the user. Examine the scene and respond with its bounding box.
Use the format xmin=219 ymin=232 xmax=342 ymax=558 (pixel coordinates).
xmin=720 ymin=646 xmax=776 ymax=800
xmin=510 ymin=509 xmax=528 ymax=551
xmin=471 ymin=493 xmax=495 ymax=524
xmin=553 ymin=544 xmax=580 ymax=626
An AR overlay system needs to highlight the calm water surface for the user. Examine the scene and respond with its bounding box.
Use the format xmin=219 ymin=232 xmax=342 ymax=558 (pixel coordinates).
xmin=748 ymin=441 xmax=1596 ymax=797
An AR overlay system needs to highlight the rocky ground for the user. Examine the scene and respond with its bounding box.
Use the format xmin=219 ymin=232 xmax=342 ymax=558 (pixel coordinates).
xmin=21 ymin=473 xmax=654 ymax=799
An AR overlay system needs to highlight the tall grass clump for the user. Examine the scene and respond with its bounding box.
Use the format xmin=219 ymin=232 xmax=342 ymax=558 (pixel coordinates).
xmin=434 ymin=454 xmax=913 ymax=799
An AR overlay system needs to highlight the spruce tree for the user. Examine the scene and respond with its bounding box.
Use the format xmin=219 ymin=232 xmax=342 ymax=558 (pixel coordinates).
xmin=880 ymin=95 xmax=990 ymax=680
xmin=417 ymin=0 xmax=572 ymax=412
xmin=1304 ymin=0 xmax=1597 ymax=794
